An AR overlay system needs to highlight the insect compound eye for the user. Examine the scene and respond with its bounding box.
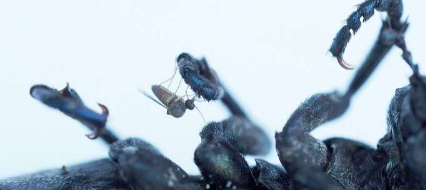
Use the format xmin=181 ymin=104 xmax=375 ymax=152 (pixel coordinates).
xmin=185 ymin=99 xmax=195 ymax=110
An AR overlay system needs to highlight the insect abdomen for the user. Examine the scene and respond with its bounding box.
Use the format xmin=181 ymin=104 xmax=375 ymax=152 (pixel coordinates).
xmin=151 ymin=85 xmax=177 ymax=107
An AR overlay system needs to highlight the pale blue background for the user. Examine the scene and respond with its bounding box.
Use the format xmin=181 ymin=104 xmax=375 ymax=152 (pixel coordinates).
xmin=0 ymin=0 xmax=425 ymax=178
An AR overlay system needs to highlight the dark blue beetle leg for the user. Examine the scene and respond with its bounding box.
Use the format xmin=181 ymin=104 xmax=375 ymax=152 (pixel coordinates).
xmin=85 ymin=103 xmax=109 ymax=140
xmin=30 ymin=84 xmax=119 ymax=145
xmin=195 ymin=55 xmax=250 ymax=119
xmin=177 ymin=53 xmax=224 ymax=101
xmin=220 ymin=83 xmax=250 ymax=119
xmin=330 ymin=0 xmax=404 ymax=69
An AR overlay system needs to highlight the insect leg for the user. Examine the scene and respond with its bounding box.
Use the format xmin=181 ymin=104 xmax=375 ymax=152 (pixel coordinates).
xmin=174 ymin=78 xmax=183 ymax=94
xmin=194 ymin=105 xmax=206 ymax=124
xmin=109 ymin=138 xmax=202 ymax=189
xmin=329 ymin=0 xmax=378 ymax=69
xmin=387 ymin=72 xmax=426 ymax=188
xmin=344 ymin=21 xmax=408 ymax=98
xmin=185 ymin=85 xmax=190 ymax=99
xmin=194 ymin=137 xmax=257 ymax=189
xmin=159 ymin=62 xmax=179 ymax=89
xmin=330 ymin=0 xmax=404 ymax=69
xmin=30 ymin=84 xmax=119 ymax=145
xmin=276 ymin=92 xmax=350 ymax=190
xmin=220 ymin=83 xmax=249 ymax=119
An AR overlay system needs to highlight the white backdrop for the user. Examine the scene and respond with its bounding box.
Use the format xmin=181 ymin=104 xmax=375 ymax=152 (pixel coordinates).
xmin=0 ymin=0 xmax=425 ymax=178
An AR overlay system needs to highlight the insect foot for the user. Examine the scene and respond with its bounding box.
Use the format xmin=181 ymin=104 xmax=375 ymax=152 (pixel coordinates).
xmin=330 ymin=0 xmax=404 ymax=69
xmin=30 ymin=83 xmax=114 ymax=143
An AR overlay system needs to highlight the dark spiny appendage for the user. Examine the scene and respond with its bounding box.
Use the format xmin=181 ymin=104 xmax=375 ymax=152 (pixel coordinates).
xmin=30 ymin=84 xmax=118 ymax=144
xmin=177 ymin=53 xmax=224 ymax=101
xmin=330 ymin=0 xmax=403 ymax=69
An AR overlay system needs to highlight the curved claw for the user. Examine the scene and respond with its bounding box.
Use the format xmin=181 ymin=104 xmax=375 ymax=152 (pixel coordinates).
xmin=97 ymin=103 xmax=109 ymax=116
xmin=85 ymin=127 xmax=103 ymax=140
xmin=337 ymin=57 xmax=354 ymax=70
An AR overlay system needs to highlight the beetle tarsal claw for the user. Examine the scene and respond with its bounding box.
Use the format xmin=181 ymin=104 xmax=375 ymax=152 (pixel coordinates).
xmin=97 ymin=103 xmax=109 ymax=116
xmin=337 ymin=56 xmax=354 ymax=70
xmin=85 ymin=127 xmax=103 ymax=140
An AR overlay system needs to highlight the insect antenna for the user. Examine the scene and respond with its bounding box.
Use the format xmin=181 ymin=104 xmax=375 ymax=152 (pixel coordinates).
xmin=138 ymin=88 xmax=167 ymax=109
xmin=185 ymin=86 xmax=200 ymax=100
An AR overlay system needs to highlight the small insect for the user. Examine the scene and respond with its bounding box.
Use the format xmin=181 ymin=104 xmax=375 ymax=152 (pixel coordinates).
xmin=140 ymin=85 xmax=204 ymax=120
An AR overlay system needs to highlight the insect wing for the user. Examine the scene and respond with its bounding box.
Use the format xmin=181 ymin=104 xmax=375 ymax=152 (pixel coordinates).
xmin=139 ymin=88 xmax=167 ymax=109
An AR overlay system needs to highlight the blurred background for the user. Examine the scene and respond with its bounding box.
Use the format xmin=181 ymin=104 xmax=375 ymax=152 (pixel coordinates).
xmin=0 ymin=0 xmax=425 ymax=178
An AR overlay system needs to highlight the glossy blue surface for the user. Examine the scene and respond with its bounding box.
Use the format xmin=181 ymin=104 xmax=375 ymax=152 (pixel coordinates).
xmin=31 ymin=85 xmax=107 ymax=127
xmin=186 ymin=72 xmax=220 ymax=100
